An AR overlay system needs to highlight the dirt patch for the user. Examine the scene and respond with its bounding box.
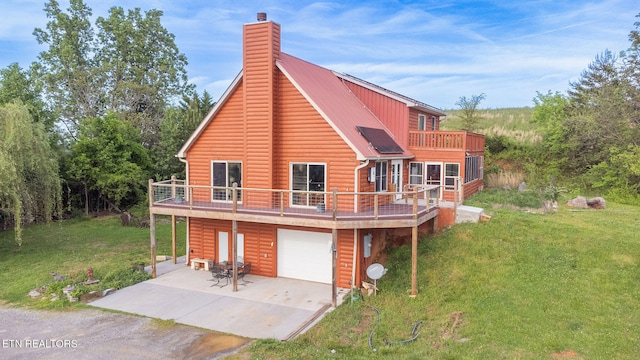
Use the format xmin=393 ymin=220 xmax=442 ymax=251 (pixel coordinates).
xmin=183 ymin=333 xmax=252 ymax=359
xmin=434 ymin=311 xmax=467 ymax=350
xmin=551 ymin=349 xmax=579 ymax=358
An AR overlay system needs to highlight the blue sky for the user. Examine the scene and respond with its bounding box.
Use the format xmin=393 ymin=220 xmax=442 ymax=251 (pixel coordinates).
xmin=0 ymin=0 xmax=637 ymax=109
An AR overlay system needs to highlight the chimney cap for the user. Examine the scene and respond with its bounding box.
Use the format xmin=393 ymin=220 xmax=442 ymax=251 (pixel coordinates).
xmin=257 ymin=12 xmax=267 ymax=21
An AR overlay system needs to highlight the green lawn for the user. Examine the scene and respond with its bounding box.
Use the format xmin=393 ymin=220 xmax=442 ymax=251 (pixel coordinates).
xmin=234 ymin=192 xmax=640 ymax=359
xmin=0 ymin=215 xmax=185 ymax=307
xmin=2 ymin=195 xmax=639 ymax=359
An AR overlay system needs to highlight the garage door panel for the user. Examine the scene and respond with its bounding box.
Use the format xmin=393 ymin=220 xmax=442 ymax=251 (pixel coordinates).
xmin=277 ymin=229 xmax=332 ymax=284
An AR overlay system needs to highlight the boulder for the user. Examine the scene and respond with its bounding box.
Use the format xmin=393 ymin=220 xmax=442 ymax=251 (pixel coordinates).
xmin=566 ymin=196 xmax=588 ymax=208
xmin=517 ymin=182 xmax=526 ymax=191
xmin=587 ymin=197 xmax=606 ymax=209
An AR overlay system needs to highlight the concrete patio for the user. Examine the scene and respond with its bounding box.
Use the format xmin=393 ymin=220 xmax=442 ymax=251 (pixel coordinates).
xmin=90 ymin=256 xmax=349 ymax=340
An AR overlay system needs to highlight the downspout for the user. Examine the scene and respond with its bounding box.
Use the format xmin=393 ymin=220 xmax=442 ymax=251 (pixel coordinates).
xmin=354 ymin=159 xmax=370 ymax=213
xmin=351 ymin=229 xmax=358 ymax=301
xmin=179 ymin=156 xmax=190 ymax=266
xmin=351 ymin=159 xmax=369 ymax=296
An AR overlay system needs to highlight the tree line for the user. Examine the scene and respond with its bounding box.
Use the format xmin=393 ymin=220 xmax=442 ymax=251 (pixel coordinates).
xmin=0 ymin=0 xmax=212 ymax=245
xmin=530 ymin=13 xmax=640 ymax=204
xmin=2 ymin=2 xmax=640 ymax=244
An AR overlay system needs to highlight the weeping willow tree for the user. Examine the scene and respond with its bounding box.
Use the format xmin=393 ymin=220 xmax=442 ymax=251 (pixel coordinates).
xmin=0 ymin=102 xmax=61 ymax=246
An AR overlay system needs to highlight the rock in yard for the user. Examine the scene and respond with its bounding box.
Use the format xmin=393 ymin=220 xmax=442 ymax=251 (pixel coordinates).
xmin=28 ymin=290 xmax=41 ymax=298
xmin=587 ymin=197 xmax=606 ymax=209
xmin=567 ymin=196 xmax=588 ymax=208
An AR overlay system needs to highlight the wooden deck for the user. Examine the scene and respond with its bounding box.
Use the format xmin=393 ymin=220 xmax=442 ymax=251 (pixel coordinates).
xmin=150 ymin=181 xmax=439 ymax=229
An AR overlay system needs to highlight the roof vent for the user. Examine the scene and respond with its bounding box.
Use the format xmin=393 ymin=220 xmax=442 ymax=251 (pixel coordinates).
xmin=257 ymin=12 xmax=267 ymax=22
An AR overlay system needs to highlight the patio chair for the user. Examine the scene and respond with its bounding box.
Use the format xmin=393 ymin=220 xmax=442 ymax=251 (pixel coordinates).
xmin=209 ymin=266 xmax=230 ymax=287
xmin=237 ymin=263 xmax=252 ymax=285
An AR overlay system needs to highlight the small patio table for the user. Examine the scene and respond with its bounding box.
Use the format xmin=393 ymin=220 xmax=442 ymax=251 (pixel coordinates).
xmin=210 ymin=262 xmax=243 ymax=287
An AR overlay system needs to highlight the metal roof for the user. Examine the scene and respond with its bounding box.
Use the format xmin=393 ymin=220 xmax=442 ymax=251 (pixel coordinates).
xmin=277 ymin=53 xmax=413 ymax=160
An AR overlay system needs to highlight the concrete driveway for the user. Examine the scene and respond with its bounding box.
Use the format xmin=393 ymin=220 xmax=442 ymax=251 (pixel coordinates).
xmin=90 ymin=257 xmax=347 ymax=340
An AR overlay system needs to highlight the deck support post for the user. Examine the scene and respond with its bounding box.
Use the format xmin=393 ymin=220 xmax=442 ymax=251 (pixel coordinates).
xmin=149 ymin=179 xmax=157 ymax=278
xmin=411 ymin=186 xmax=418 ymax=297
xmin=410 ymin=224 xmax=417 ymax=297
xmin=332 ymin=227 xmax=338 ymax=307
xmin=171 ymin=215 xmax=176 ymax=264
xmin=232 ymin=183 xmax=239 ymax=292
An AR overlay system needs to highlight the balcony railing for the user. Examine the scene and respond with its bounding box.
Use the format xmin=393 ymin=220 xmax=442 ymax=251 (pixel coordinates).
xmin=408 ymin=131 xmax=484 ymax=151
xmin=149 ymin=179 xmax=439 ymax=223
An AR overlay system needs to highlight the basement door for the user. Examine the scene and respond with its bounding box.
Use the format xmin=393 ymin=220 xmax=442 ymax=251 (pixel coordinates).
xmin=217 ymin=231 xmax=245 ymax=264
xmin=277 ymin=229 xmax=332 ymax=284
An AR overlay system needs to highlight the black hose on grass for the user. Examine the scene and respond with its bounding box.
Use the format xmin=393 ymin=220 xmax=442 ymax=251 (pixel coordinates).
xmin=367 ymin=305 xmax=381 ymax=352
xmin=385 ymin=320 xmax=423 ymax=346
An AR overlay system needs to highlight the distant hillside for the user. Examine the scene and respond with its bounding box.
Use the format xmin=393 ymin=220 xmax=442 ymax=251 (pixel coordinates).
xmin=442 ymin=107 xmax=540 ymax=144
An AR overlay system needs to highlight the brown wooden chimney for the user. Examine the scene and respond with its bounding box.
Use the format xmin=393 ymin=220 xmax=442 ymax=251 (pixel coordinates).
xmin=241 ymin=15 xmax=280 ymax=189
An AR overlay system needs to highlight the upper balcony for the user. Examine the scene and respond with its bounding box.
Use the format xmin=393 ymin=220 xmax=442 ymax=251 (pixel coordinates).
xmin=149 ymin=179 xmax=440 ymax=230
xmin=408 ymin=131 xmax=484 ymax=152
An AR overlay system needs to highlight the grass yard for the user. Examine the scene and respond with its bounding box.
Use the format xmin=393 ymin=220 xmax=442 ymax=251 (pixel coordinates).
xmin=232 ymin=191 xmax=640 ymax=359
xmin=0 ymin=215 xmax=185 ymax=307
xmin=1 ymin=193 xmax=638 ymax=359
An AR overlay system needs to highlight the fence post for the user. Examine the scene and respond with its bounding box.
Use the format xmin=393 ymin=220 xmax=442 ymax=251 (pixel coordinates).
xmin=332 ymin=188 xmax=338 ymax=221
xmin=232 ymin=183 xmax=238 ymax=214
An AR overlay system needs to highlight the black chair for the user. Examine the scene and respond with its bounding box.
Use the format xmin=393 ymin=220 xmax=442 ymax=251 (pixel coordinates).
xmin=237 ymin=263 xmax=252 ymax=285
xmin=209 ymin=266 xmax=230 ymax=287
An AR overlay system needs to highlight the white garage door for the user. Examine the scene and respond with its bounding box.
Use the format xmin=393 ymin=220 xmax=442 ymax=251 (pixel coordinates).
xmin=277 ymin=229 xmax=332 ymax=284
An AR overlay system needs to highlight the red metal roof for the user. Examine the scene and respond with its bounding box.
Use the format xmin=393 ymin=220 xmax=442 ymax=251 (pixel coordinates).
xmin=277 ymin=53 xmax=413 ymax=160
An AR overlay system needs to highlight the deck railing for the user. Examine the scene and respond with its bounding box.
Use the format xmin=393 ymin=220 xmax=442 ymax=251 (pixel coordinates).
xmin=150 ymin=180 xmax=440 ymax=221
xmin=408 ymin=130 xmax=484 ymax=151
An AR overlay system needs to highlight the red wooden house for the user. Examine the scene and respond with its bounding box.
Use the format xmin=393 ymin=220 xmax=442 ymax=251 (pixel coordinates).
xmin=149 ymin=14 xmax=484 ymax=303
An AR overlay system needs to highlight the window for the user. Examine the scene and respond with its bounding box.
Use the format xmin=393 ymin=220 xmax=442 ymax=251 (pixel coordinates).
xmin=409 ymin=162 xmax=423 ymax=185
xmin=375 ymin=161 xmax=388 ymax=192
xmin=464 ymin=156 xmax=485 ymax=183
xmin=444 ymin=163 xmax=459 ymax=191
xmin=291 ymin=163 xmax=325 ymax=206
xmin=418 ymin=114 xmax=426 ymax=131
xmin=430 ymin=116 xmax=437 ymax=130
xmin=211 ymin=161 xmax=242 ymax=201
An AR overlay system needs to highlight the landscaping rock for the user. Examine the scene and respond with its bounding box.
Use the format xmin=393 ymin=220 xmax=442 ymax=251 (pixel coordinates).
xmin=28 ymin=290 xmax=41 ymax=298
xmin=567 ymin=196 xmax=588 ymax=208
xmin=587 ymin=197 xmax=606 ymax=209
xmin=517 ymin=182 xmax=526 ymax=191
xmin=80 ymin=291 xmax=102 ymax=303
xmin=50 ymin=271 xmax=65 ymax=282
xmin=102 ymin=288 xmax=116 ymax=297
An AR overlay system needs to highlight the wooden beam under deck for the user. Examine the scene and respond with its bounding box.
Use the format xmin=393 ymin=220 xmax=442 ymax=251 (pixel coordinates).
xmin=149 ymin=205 xmax=438 ymax=230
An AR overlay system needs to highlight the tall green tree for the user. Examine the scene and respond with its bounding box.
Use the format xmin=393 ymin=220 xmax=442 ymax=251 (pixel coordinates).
xmin=0 ymin=102 xmax=61 ymax=246
xmin=454 ymin=93 xmax=486 ymax=132
xmin=95 ymin=6 xmax=191 ymax=148
xmin=69 ymin=113 xmax=152 ymax=214
xmin=33 ymin=0 xmax=191 ymax=148
xmin=33 ymin=0 xmax=99 ymax=135
xmin=621 ymin=13 xmax=640 ymax=127
xmin=0 ymin=63 xmax=53 ymax=131
xmin=564 ymin=51 xmax=636 ymax=175
xmin=532 ymin=91 xmax=570 ymax=176
xmin=153 ymin=91 xmax=214 ymax=180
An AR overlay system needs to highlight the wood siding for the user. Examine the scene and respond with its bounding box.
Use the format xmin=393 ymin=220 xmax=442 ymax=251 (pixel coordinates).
xmin=275 ymin=71 xmax=360 ymax=210
xmin=186 ymin=81 xmax=246 ymax=197
xmin=243 ymin=22 xmax=280 ymax=190
xmin=188 ymin=219 xmax=355 ymax=288
xmin=342 ymin=81 xmax=410 ymax=148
